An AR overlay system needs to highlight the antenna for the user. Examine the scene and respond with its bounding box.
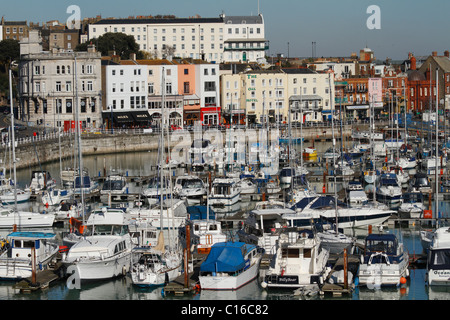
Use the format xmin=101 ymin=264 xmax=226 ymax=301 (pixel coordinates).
xmin=258 ymin=0 xmax=260 ymax=15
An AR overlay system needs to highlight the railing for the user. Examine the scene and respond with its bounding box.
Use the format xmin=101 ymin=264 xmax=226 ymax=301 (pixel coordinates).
xmin=0 ymin=119 xmax=393 ymax=150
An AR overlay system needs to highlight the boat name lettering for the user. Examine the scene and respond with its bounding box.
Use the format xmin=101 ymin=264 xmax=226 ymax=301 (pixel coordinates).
xmin=277 ymin=276 xmax=298 ymax=284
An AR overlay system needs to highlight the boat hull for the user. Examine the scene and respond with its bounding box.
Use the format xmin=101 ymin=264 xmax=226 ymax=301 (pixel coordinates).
xmin=63 ymin=252 xmax=132 ymax=281
xmin=199 ymin=258 xmax=261 ymax=291
xmin=131 ymin=267 xmax=181 ymax=287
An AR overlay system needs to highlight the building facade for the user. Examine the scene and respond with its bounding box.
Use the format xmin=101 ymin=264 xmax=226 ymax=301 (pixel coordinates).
xmin=2 ymin=18 xmax=29 ymax=41
xmin=220 ymin=68 xmax=335 ymax=126
xmin=87 ymin=13 xmax=268 ymax=63
xmin=19 ymin=31 xmax=102 ymax=130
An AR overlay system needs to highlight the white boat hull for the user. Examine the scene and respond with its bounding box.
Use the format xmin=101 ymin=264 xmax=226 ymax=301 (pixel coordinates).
xmin=199 ymin=257 xmax=261 ymax=290
xmin=64 ymin=252 xmax=132 ymax=281
xmin=0 ymin=212 xmax=55 ymax=229
xmin=358 ymin=258 xmax=409 ymax=287
xmin=131 ymin=266 xmax=181 ymax=287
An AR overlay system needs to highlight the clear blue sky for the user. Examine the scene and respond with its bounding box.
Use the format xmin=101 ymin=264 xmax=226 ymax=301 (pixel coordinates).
xmin=3 ymin=0 xmax=449 ymax=60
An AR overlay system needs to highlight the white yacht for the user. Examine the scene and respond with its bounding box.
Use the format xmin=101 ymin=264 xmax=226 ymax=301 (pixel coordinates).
xmin=237 ymin=208 xmax=293 ymax=255
xmin=358 ymin=233 xmax=409 ymax=287
xmin=375 ymin=173 xmax=403 ymax=209
xmin=100 ymin=174 xmax=128 ymax=200
xmin=209 ymin=177 xmax=241 ymax=208
xmin=130 ymin=232 xmax=182 ymax=287
xmin=0 ymin=189 xmax=31 ymax=206
xmin=27 ymin=171 xmax=56 ymax=195
xmin=426 ymin=227 xmax=450 ymax=286
xmin=73 ymin=175 xmax=100 ymax=196
xmin=41 ymin=188 xmax=72 ymax=206
xmin=62 ymin=207 xmax=134 ymax=281
xmin=286 ymin=195 xmax=394 ymax=229
xmin=141 ymin=176 xmax=172 ymax=204
xmin=173 ymin=175 xmax=207 ymax=205
xmin=398 ymin=192 xmax=425 ymax=219
xmin=0 ymin=206 xmax=55 ymax=229
xmin=261 ymin=230 xmax=330 ymax=290
xmin=0 ymin=231 xmax=59 ymax=280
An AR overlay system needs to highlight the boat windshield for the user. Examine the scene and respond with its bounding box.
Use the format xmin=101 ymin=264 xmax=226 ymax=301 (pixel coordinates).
xmin=84 ymin=224 xmax=129 ymax=236
xmin=414 ymin=177 xmax=430 ymax=187
xmin=365 ymin=235 xmax=397 ymax=255
xmin=380 ymin=179 xmax=398 ymax=186
xmin=148 ymin=178 xmax=167 ymax=189
xmin=428 ymin=249 xmax=450 ymax=269
xmin=102 ymin=180 xmax=125 ymax=190
xmin=181 ymin=179 xmax=204 ymax=189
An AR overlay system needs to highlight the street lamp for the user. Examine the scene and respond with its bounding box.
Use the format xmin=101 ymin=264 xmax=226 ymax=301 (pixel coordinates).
xmin=108 ymin=104 xmax=113 ymax=134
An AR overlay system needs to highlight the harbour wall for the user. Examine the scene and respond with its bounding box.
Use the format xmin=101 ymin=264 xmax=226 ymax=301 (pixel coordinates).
xmin=2 ymin=125 xmax=354 ymax=171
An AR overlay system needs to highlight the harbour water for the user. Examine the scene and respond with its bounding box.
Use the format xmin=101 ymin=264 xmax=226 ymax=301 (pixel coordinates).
xmin=1 ymin=140 xmax=449 ymax=302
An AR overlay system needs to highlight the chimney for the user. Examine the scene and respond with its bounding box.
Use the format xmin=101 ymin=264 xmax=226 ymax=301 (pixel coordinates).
xmin=410 ymin=56 xmax=417 ymax=70
xmin=445 ymin=50 xmax=450 ymax=58
xmin=130 ymin=52 xmax=136 ymax=61
xmin=432 ymin=51 xmax=437 ymax=57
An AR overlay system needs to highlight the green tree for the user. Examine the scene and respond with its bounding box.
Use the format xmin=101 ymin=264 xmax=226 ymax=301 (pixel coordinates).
xmin=0 ymin=39 xmax=20 ymax=72
xmin=76 ymin=32 xmax=142 ymax=60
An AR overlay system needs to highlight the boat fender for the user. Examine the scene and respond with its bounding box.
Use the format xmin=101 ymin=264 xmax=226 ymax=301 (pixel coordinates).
xmin=122 ymin=266 xmax=127 ymax=276
xmin=261 ymin=281 xmax=268 ymax=289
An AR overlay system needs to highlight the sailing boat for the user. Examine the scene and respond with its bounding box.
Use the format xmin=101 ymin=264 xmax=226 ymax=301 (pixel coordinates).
xmin=0 ymin=69 xmax=55 ymax=229
xmin=130 ymin=231 xmax=182 ymax=287
xmin=316 ymin=74 xmax=354 ymax=252
xmin=129 ymin=66 xmax=182 ymax=287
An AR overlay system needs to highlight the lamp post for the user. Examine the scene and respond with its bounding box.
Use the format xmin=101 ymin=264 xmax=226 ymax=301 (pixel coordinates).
xmin=109 ymin=104 xmax=113 ymax=134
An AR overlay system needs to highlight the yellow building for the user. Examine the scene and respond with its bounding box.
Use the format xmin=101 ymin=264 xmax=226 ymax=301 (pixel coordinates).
xmin=220 ymin=68 xmax=335 ymax=126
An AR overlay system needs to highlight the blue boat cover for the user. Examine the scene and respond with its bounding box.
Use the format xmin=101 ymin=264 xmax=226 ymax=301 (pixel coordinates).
xmin=187 ymin=205 xmax=216 ymax=220
xmin=7 ymin=231 xmax=56 ymax=239
xmin=200 ymin=242 xmax=255 ymax=273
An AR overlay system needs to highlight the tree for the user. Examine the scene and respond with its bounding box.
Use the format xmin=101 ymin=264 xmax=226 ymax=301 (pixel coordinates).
xmin=0 ymin=39 xmax=20 ymax=72
xmin=76 ymin=32 xmax=141 ymax=60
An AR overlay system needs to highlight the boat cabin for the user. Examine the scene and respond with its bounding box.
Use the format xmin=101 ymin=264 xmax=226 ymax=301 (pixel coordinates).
xmin=6 ymin=232 xmax=56 ymax=262
xmin=363 ymin=234 xmax=400 ymax=264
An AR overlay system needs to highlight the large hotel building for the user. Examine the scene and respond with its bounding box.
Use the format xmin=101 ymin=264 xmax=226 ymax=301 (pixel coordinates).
xmin=88 ymin=13 xmax=268 ymax=63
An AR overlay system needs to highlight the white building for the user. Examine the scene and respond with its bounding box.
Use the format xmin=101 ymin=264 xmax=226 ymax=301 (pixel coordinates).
xmin=19 ymin=30 xmax=102 ymax=130
xmin=222 ymin=15 xmax=267 ymax=63
xmin=87 ymin=13 xmax=268 ymax=63
xmin=102 ymin=57 xmax=150 ymax=128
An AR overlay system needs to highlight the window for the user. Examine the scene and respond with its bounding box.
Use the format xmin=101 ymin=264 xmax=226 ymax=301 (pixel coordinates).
xmin=166 ymin=82 xmax=172 ymax=94
xmin=66 ymin=99 xmax=73 ymax=113
xmin=56 ymin=81 xmax=62 ymax=92
xmin=184 ymin=82 xmax=190 ymax=94
xmin=66 ymin=81 xmax=72 ymax=92
xmin=148 ymin=83 xmax=154 ymax=94
xmin=204 ymin=81 xmax=216 ymax=92
xmin=87 ymin=81 xmax=93 ymax=91
xmin=86 ymin=65 xmax=93 ymax=74
xmin=184 ymin=68 xmax=189 ymax=75
xmin=34 ymin=66 xmax=40 ymax=75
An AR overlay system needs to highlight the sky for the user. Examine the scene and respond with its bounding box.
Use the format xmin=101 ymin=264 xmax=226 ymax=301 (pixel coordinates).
xmin=3 ymin=0 xmax=450 ymax=60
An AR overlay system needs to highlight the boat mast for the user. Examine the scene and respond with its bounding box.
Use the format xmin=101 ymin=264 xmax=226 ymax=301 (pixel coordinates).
xmin=435 ymin=68 xmax=439 ymax=227
xmin=74 ymin=56 xmax=85 ymax=224
xmin=328 ymin=73 xmax=338 ymax=231
xmin=8 ymin=69 xmax=18 ymax=213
